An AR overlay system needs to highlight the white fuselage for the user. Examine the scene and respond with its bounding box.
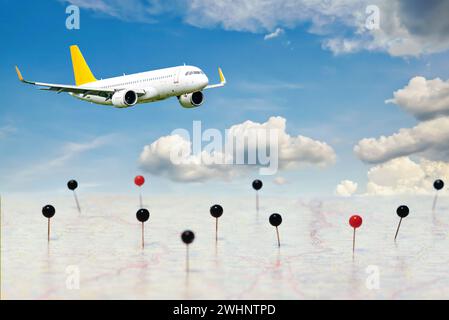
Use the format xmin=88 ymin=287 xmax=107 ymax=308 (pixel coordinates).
xmin=71 ymin=65 xmax=209 ymax=105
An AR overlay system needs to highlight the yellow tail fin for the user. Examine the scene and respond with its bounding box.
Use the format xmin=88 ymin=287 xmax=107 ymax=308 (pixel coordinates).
xmin=70 ymin=45 xmax=97 ymax=86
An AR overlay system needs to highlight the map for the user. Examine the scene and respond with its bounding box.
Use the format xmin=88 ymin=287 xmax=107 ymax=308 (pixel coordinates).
xmin=1 ymin=193 xmax=448 ymax=299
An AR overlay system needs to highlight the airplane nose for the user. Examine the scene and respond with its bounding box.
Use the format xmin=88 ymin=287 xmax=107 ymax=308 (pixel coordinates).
xmin=202 ymin=75 xmax=209 ymax=87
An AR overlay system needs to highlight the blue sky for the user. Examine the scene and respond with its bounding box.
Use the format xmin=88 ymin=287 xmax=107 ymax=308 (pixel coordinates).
xmin=1 ymin=0 xmax=449 ymax=196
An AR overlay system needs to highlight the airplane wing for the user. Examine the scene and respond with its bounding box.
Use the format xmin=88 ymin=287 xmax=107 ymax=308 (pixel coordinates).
xmin=204 ymin=67 xmax=226 ymax=89
xmin=15 ymin=66 xmax=145 ymax=98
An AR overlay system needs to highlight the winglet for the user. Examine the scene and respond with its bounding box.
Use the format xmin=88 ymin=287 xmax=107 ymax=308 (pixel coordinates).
xmin=218 ymin=67 xmax=226 ymax=84
xmin=15 ymin=65 xmax=35 ymax=85
xmin=15 ymin=65 xmax=24 ymax=82
xmin=204 ymin=67 xmax=227 ymax=90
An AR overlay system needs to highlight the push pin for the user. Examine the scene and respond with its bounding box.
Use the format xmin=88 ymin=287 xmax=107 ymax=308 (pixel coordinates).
xmin=67 ymin=179 xmax=81 ymax=213
xmin=136 ymin=208 xmax=150 ymax=248
xmin=269 ymin=213 xmax=282 ymax=247
xmin=432 ymin=179 xmax=444 ymax=211
xmin=210 ymin=204 xmax=223 ymax=243
xmin=395 ymin=205 xmax=409 ymax=241
xmin=42 ymin=205 xmax=55 ymax=241
xmin=134 ymin=175 xmax=145 ymax=208
xmin=181 ymin=230 xmax=195 ymax=272
xmin=349 ymin=215 xmax=362 ymax=254
xmin=252 ymin=179 xmax=263 ymax=212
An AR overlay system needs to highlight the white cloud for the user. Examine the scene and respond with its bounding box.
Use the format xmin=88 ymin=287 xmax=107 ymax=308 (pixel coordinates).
xmin=139 ymin=116 xmax=335 ymax=182
xmin=335 ymin=180 xmax=358 ymax=196
xmin=354 ymin=74 xmax=449 ymax=195
xmin=139 ymin=134 xmax=238 ymax=182
xmin=264 ymin=28 xmax=284 ymax=40
xmin=68 ymin=0 xmax=449 ymax=57
xmin=181 ymin=0 xmax=365 ymax=33
xmin=354 ymin=117 xmax=449 ymax=164
xmin=355 ymin=75 xmax=449 ymax=165
xmin=354 ymin=117 xmax=449 ymax=163
xmin=228 ymin=117 xmax=336 ymax=168
xmin=339 ymin=157 xmax=449 ymax=195
xmin=365 ymin=157 xmax=449 ymax=195
xmin=317 ymin=0 xmax=449 ymax=57
xmin=386 ymin=76 xmax=449 ymax=121
xmin=322 ymin=38 xmax=367 ymax=55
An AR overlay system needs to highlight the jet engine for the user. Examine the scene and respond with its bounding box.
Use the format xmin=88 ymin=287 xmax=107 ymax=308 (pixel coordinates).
xmin=111 ymin=90 xmax=138 ymax=108
xmin=178 ymin=91 xmax=204 ymax=108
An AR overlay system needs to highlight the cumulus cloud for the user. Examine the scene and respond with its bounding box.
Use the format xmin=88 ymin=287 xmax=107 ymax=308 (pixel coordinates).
xmin=264 ymin=28 xmax=284 ymax=40
xmin=196 ymin=0 xmax=449 ymax=57
xmin=139 ymin=134 xmax=238 ymax=182
xmin=340 ymin=157 xmax=449 ymax=195
xmin=321 ymin=1 xmax=449 ymax=57
xmin=228 ymin=117 xmax=336 ymax=168
xmin=354 ymin=75 xmax=449 ymax=194
xmin=335 ymin=180 xmax=358 ymax=196
xmin=365 ymin=157 xmax=449 ymax=195
xmin=386 ymin=76 xmax=449 ymax=121
xmin=139 ymin=116 xmax=335 ymax=182
xmin=356 ymin=76 xmax=449 ymax=164
xmin=354 ymin=117 xmax=449 ymax=164
xmin=67 ymin=0 xmax=449 ymax=57
xmin=319 ymin=0 xmax=449 ymax=57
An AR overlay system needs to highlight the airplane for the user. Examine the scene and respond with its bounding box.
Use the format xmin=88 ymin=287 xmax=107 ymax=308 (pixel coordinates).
xmin=15 ymin=45 xmax=226 ymax=108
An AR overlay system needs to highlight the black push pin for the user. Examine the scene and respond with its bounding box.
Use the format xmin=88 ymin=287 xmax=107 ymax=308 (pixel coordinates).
xmin=394 ymin=205 xmax=409 ymax=241
xmin=67 ymin=179 xmax=81 ymax=213
xmin=432 ymin=179 xmax=444 ymax=211
xmin=136 ymin=208 xmax=150 ymax=248
xmin=210 ymin=204 xmax=223 ymax=243
xmin=42 ymin=205 xmax=55 ymax=241
xmin=181 ymin=230 xmax=195 ymax=272
xmin=269 ymin=213 xmax=282 ymax=247
xmin=252 ymin=179 xmax=263 ymax=212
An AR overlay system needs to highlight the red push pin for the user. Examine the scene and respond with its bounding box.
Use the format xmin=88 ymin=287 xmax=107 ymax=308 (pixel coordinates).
xmin=349 ymin=215 xmax=362 ymax=254
xmin=134 ymin=175 xmax=145 ymax=207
